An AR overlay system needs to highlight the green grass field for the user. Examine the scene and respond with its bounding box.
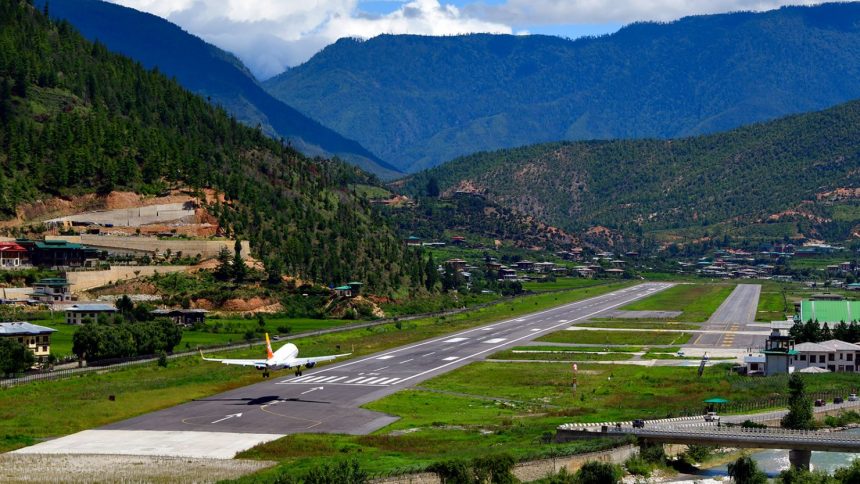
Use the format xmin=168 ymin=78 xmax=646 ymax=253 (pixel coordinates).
xmin=620 ymin=283 xmax=735 ymax=322
xmin=489 ymin=349 xmax=634 ymax=361
xmin=510 ymin=345 xmax=649 ymax=353
xmin=756 ymin=284 xmax=789 ymax=322
xmin=0 ymin=281 xmax=636 ymax=454
xmin=580 ymin=321 xmax=700 ymax=330
xmin=537 ymin=330 xmax=692 ymax=346
xmin=521 ymin=278 xmax=612 ymax=293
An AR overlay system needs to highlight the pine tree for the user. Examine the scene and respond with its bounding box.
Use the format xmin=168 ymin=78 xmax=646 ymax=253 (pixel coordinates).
xmin=781 ymin=373 xmax=814 ymax=430
xmin=232 ymin=239 xmax=247 ymax=282
xmin=425 ymin=253 xmax=439 ymax=291
xmin=214 ymin=246 xmax=232 ymax=281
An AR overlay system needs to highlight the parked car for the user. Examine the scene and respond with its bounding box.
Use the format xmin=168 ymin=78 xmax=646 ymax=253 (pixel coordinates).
xmin=849 ymin=394 xmax=859 ymax=402
xmin=815 ymin=399 xmax=826 ymax=407
xmin=632 ymin=419 xmax=645 ymax=428
xmin=704 ymin=411 xmax=720 ymax=422
xmin=834 ymin=397 xmax=844 ymax=404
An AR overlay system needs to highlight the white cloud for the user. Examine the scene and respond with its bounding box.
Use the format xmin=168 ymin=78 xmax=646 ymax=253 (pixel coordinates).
xmin=467 ymin=0 xmax=826 ymax=25
xmin=109 ymin=0 xmax=512 ymax=78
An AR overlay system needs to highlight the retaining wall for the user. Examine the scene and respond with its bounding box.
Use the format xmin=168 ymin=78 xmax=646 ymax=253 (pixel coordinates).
xmin=47 ymin=235 xmax=250 ymax=260
xmin=66 ymin=265 xmax=189 ymax=292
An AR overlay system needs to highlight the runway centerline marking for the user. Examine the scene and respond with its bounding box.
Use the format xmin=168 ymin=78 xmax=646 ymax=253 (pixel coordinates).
xmin=295 ymin=283 xmax=672 ymax=378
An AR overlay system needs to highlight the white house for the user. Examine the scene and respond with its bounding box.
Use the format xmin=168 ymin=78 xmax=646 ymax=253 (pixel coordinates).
xmin=792 ymin=340 xmax=860 ymax=373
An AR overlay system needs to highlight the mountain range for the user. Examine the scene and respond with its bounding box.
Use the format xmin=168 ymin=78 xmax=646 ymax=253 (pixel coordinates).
xmin=40 ymin=0 xmax=402 ymax=179
xmin=266 ymin=2 xmax=860 ymax=173
xmin=401 ymin=98 xmax=860 ymax=245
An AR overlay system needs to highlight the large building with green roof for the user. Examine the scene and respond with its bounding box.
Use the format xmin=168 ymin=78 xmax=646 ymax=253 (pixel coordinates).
xmin=799 ymin=300 xmax=860 ymax=323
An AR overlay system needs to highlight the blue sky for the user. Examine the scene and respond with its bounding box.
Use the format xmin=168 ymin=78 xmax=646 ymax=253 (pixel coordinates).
xmin=108 ymin=0 xmax=830 ymax=79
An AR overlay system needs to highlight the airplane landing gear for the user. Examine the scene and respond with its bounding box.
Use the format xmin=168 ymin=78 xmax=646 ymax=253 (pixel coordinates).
xmin=294 ymin=366 xmax=303 ymax=377
xmin=263 ymin=369 xmax=270 ymax=378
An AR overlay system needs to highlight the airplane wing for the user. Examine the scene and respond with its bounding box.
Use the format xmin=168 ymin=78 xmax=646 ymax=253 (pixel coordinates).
xmin=200 ymin=350 xmax=266 ymax=367
xmin=291 ymin=353 xmax=351 ymax=366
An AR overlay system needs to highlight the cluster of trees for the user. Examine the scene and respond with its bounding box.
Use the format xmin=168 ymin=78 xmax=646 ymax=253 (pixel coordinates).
xmin=72 ymin=318 xmax=182 ymax=361
xmin=789 ymin=319 xmax=860 ymax=344
xmin=727 ymin=455 xmax=860 ymax=484
xmin=0 ymin=0 xmax=421 ymax=293
xmin=0 ymin=338 xmax=35 ymax=376
xmin=72 ymin=296 xmax=181 ymax=361
xmin=403 ymin=96 xmax=860 ymax=243
xmin=388 ymin=192 xmax=579 ymax=252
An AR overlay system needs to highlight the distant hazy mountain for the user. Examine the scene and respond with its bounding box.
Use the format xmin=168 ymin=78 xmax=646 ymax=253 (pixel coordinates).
xmin=42 ymin=0 xmax=401 ymax=179
xmin=266 ymin=3 xmax=860 ymax=173
xmin=401 ymin=98 xmax=860 ymax=244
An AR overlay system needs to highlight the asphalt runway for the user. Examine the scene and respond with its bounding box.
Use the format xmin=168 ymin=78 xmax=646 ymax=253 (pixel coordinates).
xmin=689 ymin=284 xmax=765 ymax=350
xmin=100 ymin=282 xmax=673 ymax=436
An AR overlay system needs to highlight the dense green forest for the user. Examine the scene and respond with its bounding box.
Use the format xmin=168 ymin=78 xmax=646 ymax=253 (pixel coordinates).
xmin=266 ymin=3 xmax=860 ymax=172
xmin=402 ymin=98 xmax=860 ymax=242
xmin=0 ymin=0 xmax=419 ymax=292
xmin=37 ymin=0 xmax=400 ymax=179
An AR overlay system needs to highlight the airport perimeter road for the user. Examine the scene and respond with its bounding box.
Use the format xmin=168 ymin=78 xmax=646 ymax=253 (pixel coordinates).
xmin=16 ymin=283 xmax=672 ymax=458
xmin=690 ymin=284 xmax=764 ymax=349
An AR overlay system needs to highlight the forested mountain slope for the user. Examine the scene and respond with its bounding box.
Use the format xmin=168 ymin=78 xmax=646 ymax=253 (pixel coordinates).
xmin=39 ymin=0 xmax=401 ymax=179
xmin=401 ymin=99 xmax=860 ymax=242
xmin=0 ymin=0 xmax=416 ymax=291
xmin=266 ymin=3 xmax=860 ymax=172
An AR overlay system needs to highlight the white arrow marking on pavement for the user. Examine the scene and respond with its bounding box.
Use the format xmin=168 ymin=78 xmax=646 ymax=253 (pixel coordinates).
xmin=211 ymin=412 xmax=243 ymax=424
xmin=301 ymin=386 xmax=324 ymax=395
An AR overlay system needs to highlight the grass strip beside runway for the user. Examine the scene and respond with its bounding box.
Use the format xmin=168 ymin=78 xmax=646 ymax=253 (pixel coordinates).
xmin=620 ymin=283 xmax=735 ymax=322
xmin=537 ymin=330 xmax=692 ymax=346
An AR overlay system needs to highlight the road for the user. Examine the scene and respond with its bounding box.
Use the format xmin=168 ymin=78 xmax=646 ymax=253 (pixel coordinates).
xmin=15 ymin=282 xmax=672 ymax=458
xmin=690 ymin=284 xmax=765 ymax=349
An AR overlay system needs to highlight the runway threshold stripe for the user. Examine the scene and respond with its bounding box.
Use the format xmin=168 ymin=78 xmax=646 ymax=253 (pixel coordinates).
xmin=300 ymin=376 xmax=328 ymax=383
xmin=327 ymin=376 xmax=348 ymax=382
xmin=363 ymin=377 xmax=386 ymax=384
xmin=345 ymin=377 xmax=364 ymax=383
xmin=377 ymin=378 xmax=400 ymax=385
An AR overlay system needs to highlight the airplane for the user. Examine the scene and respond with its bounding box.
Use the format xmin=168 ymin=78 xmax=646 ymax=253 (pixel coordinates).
xmin=200 ymin=333 xmax=351 ymax=378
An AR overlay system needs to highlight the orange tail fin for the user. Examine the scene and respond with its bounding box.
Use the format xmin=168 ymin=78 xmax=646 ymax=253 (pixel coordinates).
xmin=265 ymin=333 xmax=274 ymax=360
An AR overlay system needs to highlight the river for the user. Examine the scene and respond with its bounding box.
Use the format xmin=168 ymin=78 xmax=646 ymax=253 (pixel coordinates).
xmin=695 ymin=428 xmax=860 ymax=478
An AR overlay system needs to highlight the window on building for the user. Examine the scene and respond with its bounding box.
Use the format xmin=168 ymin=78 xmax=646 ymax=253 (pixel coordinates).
xmin=850 ymin=354 xmax=855 ymax=362
xmin=829 ymin=353 xmax=835 ymax=361
xmin=800 ymin=355 xmax=807 ymax=361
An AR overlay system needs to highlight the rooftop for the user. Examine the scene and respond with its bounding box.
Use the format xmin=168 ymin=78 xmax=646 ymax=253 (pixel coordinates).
xmin=799 ymin=300 xmax=860 ymax=323
xmin=66 ymin=303 xmax=117 ymax=312
xmin=0 ymin=322 xmax=57 ymax=335
xmin=33 ymin=278 xmax=70 ymax=287
xmin=151 ymin=308 xmax=208 ymax=314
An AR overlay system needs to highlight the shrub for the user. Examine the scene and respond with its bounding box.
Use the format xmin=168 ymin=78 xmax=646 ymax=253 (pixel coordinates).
xmin=728 ymin=455 xmax=767 ymax=484
xmin=574 ymin=461 xmax=623 ymax=484
xmin=640 ymin=444 xmax=666 ymax=464
xmin=624 ymin=455 xmax=652 ymax=477
xmin=157 ymin=351 xmax=168 ymax=368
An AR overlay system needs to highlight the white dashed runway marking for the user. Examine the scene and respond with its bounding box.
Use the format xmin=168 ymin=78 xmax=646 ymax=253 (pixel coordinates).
xmin=483 ymin=338 xmax=506 ymax=344
xmin=443 ymin=337 xmax=469 ymax=343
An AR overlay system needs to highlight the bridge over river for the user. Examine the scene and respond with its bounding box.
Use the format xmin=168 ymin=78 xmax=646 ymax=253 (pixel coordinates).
xmin=556 ymin=422 xmax=860 ymax=468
